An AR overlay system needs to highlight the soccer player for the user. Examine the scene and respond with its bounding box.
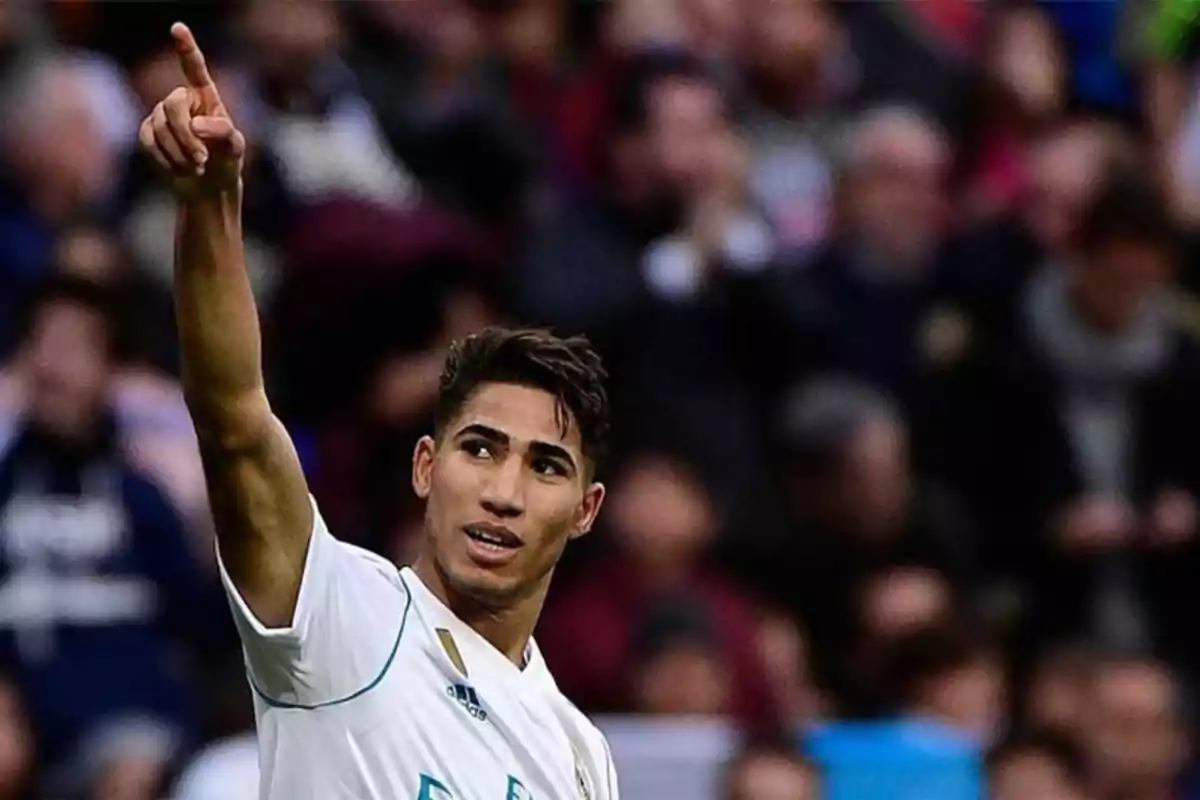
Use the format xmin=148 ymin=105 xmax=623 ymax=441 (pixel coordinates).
xmin=138 ymin=23 xmax=618 ymax=800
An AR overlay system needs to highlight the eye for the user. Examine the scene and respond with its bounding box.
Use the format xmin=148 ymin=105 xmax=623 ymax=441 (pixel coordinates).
xmin=462 ymin=439 xmax=493 ymax=459
xmin=532 ymin=458 xmax=567 ymax=478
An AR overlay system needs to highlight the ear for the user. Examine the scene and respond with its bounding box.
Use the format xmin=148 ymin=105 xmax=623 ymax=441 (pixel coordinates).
xmin=569 ymin=482 xmax=606 ymax=541
xmin=412 ymin=435 xmax=436 ymax=500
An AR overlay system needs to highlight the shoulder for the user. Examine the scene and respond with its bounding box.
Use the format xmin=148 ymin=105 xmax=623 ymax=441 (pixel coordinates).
xmin=342 ymin=539 xmax=406 ymax=586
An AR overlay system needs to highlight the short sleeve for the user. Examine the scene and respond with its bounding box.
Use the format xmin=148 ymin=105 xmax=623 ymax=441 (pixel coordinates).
xmin=216 ymin=497 xmax=410 ymax=708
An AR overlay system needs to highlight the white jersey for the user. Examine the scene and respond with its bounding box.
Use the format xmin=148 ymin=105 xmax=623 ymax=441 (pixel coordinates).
xmin=217 ymin=499 xmax=619 ymax=800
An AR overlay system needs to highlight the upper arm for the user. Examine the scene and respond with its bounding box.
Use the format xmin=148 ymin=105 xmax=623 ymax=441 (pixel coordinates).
xmin=218 ymin=498 xmax=411 ymax=707
xmin=198 ymin=395 xmax=313 ymax=629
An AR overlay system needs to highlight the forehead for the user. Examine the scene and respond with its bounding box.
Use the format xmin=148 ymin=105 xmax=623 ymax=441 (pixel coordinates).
xmin=1095 ymin=664 xmax=1173 ymax=710
xmin=33 ymin=301 xmax=106 ymax=340
xmin=450 ymin=382 xmax=583 ymax=452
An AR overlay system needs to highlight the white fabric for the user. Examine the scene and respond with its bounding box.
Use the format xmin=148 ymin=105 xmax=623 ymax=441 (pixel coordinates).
xmin=218 ymin=500 xmax=618 ymax=799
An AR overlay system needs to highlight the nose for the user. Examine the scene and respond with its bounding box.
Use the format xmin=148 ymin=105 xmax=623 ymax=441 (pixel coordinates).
xmin=479 ymin=456 xmax=525 ymax=519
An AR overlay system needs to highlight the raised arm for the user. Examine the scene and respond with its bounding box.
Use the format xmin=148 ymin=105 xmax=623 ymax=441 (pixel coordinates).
xmin=138 ymin=23 xmax=312 ymax=628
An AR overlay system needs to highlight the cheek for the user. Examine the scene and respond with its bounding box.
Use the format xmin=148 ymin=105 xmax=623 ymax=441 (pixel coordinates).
xmin=427 ymin=461 xmax=475 ymax=518
xmin=524 ymin=490 xmax=581 ymax=548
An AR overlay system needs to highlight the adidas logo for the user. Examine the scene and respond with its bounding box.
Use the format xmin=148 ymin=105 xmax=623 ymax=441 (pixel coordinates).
xmin=446 ymin=683 xmax=488 ymax=721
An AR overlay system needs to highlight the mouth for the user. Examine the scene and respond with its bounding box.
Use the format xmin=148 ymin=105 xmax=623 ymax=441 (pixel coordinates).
xmin=462 ymin=523 xmax=523 ymax=564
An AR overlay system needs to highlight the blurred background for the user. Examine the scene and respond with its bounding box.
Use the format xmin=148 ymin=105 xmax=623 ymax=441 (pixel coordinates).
xmin=5 ymin=0 xmax=1200 ymax=798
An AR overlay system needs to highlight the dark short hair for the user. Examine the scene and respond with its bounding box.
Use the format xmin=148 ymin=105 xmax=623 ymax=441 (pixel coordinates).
xmin=1076 ymin=166 xmax=1179 ymax=256
xmin=884 ymin=623 xmax=1001 ymax=709
xmin=434 ymin=327 xmax=610 ymax=468
xmin=610 ymin=50 xmax=722 ymax=136
xmin=18 ymin=274 xmax=125 ymax=359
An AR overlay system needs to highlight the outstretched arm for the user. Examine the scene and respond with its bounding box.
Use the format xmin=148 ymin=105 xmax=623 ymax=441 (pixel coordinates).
xmin=139 ymin=23 xmax=311 ymax=628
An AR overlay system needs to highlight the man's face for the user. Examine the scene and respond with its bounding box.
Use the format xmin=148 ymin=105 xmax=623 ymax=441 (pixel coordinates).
xmin=835 ymin=417 xmax=910 ymax=539
xmin=634 ymin=643 xmax=730 ymax=716
xmin=992 ymin=751 xmax=1084 ymax=800
xmin=25 ymin=301 xmax=113 ymax=441
xmin=412 ymin=383 xmax=604 ymax=606
xmin=921 ymin=659 xmax=1007 ymax=743
xmin=1081 ymin=662 xmax=1185 ymax=793
xmin=847 ymin=121 xmax=948 ymax=270
xmin=1069 ymin=240 xmax=1171 ymax=334
xmin=646 ymin=77 xmax=727 ymax=196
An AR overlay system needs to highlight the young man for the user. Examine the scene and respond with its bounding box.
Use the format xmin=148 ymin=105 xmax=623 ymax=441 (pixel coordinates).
xmin=138 ymin=24 xmax=617 ymax=799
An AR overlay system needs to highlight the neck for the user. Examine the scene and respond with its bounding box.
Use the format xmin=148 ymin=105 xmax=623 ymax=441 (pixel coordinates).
xmin=411 ymin=556 xmax=548 ymax=667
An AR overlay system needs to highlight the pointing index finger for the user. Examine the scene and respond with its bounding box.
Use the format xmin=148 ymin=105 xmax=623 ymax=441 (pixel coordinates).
xmin=170 ymin=23 xmax=219 ymax=102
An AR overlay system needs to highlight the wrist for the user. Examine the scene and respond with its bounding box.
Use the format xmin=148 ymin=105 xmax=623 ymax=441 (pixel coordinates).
xmin=180 ymin=180 xmax=243 ymax=217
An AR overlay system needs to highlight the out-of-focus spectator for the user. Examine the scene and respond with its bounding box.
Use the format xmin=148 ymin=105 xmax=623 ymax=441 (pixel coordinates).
xmin=0 ymin=50 xmax=132 ymax=291
xmin=520 ymin=48 xmax=775 ymax=515
xmin=1021 ymin=645 xmax=1095 ymax=740
xmin=959 ymin=3 xmax=1067 ymax=223
xmin=760 ymin=105 xmax=953 ymax=408
xmin=629 ymin=596 xmax=731 ymax=717
xmin=723 ymin=743 xmax=819 ymax=800
xmin=80 ymin=716 xmax=178 ymax=800
xmin=882 ymin=624 xmax=1007 ymax=746
xmin=986 ymin=730 xmax=1088 ymax=800
xmin=1077 ymin=656 xmax=1189 ymax=800
xmin=755 ymin=612 xmax=826 ymax=728
xmin=0 ymin=225 xmax=211 ymax=556
xmin=0 ymin=673 xmax=33 ymax=800
xmin=739 ymin=0 xmax=852 ymax=260
xmin=0 ymin=276 xmax=208 ymax=795
xmin=540 ymin=452 xmax=775 ymax=728
xmin=739 ymin=377 xmax=973 ymax=708
xmin=946 ymin=167 xmax=1200 ymax=672
xmin=233 ymin=0 xmax=416 ymax=209
xmin=519 ymin=50 xmax=769 ymax=334
xmin=940 ymin=118 xmax=1135 ymax=352
xmin=343 ymin=0 xmax=534 ymax=227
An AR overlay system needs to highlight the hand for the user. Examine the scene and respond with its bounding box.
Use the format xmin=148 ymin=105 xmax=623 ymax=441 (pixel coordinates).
xmin=1055 ymin=496 xmax=1135 ymax=553
xmin=138 ymin=23 xmax=245 ymax=199
xmin=1144 ymin=488 xmax=1197 ymax=550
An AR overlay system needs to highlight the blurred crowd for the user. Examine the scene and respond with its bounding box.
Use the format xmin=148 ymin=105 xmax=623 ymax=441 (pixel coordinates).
xmin=4 ymin=0 xmax=1200 ymax=798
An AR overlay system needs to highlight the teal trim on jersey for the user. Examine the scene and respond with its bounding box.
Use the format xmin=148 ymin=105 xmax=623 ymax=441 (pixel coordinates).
xmin=249 ymin=576 xmax=413 ymax=709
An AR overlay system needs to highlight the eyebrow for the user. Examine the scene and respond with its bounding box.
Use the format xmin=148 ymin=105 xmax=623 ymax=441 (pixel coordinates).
xmin=457 ymin=423 xmax=578 ymax=474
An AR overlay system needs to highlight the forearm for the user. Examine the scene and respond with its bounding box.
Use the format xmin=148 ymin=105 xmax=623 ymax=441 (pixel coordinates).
xmin=173 ymin=184 xmax=266 ymax=438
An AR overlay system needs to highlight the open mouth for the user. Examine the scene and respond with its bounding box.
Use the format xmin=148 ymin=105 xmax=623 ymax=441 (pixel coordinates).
xmin=463 ymin=524 xmax=523 ymax=552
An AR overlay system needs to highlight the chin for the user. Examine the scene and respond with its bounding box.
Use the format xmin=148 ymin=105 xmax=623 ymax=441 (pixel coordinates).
xmin=443 ymin=560 xmax=524 ymax=606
